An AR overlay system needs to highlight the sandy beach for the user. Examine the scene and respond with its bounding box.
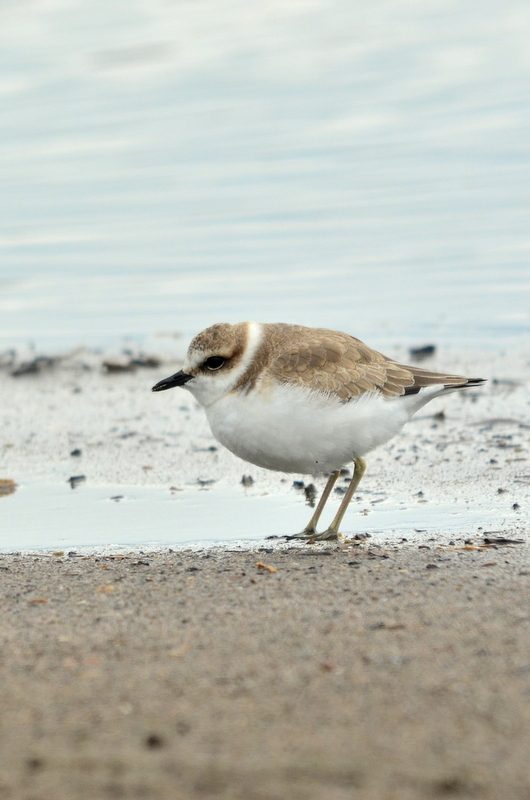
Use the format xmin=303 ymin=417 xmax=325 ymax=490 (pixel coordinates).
xmin=1 ymin=544 xmax=530 ymax=800
xmin=1 ymin=344 xmax=529 ymax=798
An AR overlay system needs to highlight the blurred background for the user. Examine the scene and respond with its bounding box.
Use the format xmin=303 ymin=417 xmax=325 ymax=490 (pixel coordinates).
xmin=1 ymin=0 xmax=529 ymax=353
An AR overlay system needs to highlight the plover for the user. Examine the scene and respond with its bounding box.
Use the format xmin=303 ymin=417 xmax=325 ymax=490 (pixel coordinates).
xmin=152 ymin=322 xmax=484 ymax=540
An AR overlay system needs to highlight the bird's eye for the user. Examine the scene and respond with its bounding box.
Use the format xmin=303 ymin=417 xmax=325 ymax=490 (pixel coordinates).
xmin=205 ymin=356 xmax=226 ymax=371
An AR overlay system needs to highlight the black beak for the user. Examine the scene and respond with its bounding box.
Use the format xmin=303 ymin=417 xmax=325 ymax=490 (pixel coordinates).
xmin=152 ymin=370 xmax=193 ymax=392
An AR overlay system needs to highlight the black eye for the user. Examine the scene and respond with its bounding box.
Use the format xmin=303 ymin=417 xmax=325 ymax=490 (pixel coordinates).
xmin=205 ymin=356 xmax=226 ymax=371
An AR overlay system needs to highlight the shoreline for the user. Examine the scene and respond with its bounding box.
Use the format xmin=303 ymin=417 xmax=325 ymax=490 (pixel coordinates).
xmin=1 ymin=343 xmax=529 ymax=553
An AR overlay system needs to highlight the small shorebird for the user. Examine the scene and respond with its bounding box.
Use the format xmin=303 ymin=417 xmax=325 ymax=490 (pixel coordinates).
xmin=152 ymin=322 xmax=484 ymax=540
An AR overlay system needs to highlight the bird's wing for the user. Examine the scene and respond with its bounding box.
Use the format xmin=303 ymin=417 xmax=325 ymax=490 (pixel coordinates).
xmin=268 ymin=328 xmax=471 ymax=401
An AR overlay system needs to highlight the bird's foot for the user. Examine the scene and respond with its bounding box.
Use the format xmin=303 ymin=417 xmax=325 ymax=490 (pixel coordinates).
xmin=286 ymin=528 xmax=339 ymax=542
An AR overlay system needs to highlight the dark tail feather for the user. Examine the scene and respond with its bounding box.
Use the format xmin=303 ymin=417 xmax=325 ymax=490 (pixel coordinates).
xmin=445 ymin=377 xmax=486 ymax=390
xmin=403 ymin=377 xmax=486 ymax=396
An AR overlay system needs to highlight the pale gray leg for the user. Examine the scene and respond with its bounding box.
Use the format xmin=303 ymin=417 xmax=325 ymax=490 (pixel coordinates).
xmin=321 ymin=457 xmax=366 ymax=539
xmin=287 ymin=470 xmax=340 ymax=539
xmin=291 ymin=457 xmax=367 ymax=541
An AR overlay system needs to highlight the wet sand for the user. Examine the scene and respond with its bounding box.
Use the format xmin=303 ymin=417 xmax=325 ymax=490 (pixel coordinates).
xmin=1 ymin=344 xmax=529 ymax=515
xmin=1 ymin=543 xmax=530 ymax=800
xmin=1 ymin=345 xmax=530 ymax=798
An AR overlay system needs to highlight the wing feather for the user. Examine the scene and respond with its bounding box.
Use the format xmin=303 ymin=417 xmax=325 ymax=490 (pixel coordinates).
xmin=266 ymin=325 xmax=473 ymax=401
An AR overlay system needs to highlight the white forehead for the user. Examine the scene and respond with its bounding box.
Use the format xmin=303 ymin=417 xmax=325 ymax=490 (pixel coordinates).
xmin=186 ymin=347 xmax=208 ymax=371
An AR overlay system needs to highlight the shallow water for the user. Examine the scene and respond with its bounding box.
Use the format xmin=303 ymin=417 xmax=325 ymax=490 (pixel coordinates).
xmin=1 ymin=0 xmax=529 ymax=352
xmin=0 ymin=480 xmax=501 ymax=553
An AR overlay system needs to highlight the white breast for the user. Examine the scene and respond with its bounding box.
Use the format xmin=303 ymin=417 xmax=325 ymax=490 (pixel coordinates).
xmin=205 ymin=381 xmax=416 ymax=474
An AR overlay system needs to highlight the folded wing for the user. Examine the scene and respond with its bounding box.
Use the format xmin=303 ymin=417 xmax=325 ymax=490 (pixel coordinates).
xmin=269 ymin=328 xmax=482 ymax=401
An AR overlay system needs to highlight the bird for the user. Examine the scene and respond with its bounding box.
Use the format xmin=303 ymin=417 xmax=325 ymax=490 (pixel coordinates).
xmin=152 ymin=322 xmax=484 ymax=540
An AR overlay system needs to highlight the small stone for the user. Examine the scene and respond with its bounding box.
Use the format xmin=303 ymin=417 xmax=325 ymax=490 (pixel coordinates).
xmin=409 ymin=344 xmax=436 ymax=361
xmin=131 ymin=356 xmax=161 ymax=368
xmin=102 ymin=360 xmax=137 ymax=373
xmin=68 ymin=475 xmax=86 ymax=489
xmin=0 ymin=478 xmax=17 ymax=496
xmin=145 ymin=734 xmax=164 ymax=749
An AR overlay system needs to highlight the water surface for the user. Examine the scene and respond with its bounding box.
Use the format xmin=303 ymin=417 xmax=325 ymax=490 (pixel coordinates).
xmin=0 ymin=480 xmax=502 ymax=552
xmin=1 ymin=0 xmax=529 ymax=351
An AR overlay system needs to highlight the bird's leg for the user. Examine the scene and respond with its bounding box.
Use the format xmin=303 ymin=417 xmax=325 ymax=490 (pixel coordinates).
xmin=317 ymin=457 xmax=366 ymax=540
xmin=287 ymin=470 xmax=340 ymax=539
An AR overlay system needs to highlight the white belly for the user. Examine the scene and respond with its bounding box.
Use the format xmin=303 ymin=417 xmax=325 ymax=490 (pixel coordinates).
xmin=205 ymin=382 xmax=412 ymax=474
